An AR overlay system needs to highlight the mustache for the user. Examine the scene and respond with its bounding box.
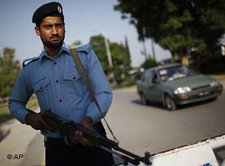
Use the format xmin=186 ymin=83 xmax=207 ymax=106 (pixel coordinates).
xmin=50 ymin=35 xmax=60 ymax=39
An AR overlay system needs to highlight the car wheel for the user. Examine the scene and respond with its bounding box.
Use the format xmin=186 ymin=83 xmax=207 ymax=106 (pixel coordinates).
xmin=165 ymin=94 xmax=176 ymax=111
xmin=140 ymin=93 xmax=148 ymax=105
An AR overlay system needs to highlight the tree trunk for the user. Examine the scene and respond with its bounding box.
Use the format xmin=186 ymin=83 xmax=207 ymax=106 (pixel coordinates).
xmin=179 ymin=48 xmax=189 ymax=66
xmin=181 ymin=55 xmax=189 ymax=66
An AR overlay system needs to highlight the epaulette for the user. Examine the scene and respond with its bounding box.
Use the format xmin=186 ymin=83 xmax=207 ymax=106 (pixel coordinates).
xmin=75 ymin=44 xmax=92 ymax=53
xmin=22 ymin=56 xmax=40 ymax=68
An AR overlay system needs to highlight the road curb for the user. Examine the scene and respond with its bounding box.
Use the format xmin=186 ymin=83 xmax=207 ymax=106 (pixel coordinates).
xmin=0 ymin=119 xmax=40 ymax=166
xmin=0 ymin=119 xmax=15 ymax=143
xmin=0 ymin=108 xmax=41 ymax=143
xmin=0 ymin=125 xmax=10 ymax=143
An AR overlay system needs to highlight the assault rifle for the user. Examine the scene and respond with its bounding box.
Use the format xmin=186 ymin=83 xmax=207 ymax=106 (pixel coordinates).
xmin=42 ymin=111 xmax=151 ymax=166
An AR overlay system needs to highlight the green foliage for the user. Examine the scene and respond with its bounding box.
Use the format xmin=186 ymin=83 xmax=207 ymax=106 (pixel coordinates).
xmin=141 ymin=56 xmax=158 ymax=69
xmin=115 ymin=0 xmax=225 ymax=60
xmin=72 ymin=40 xmax=82 ymax=46
xmin=111 ymin=42 xmax=131 ymax=83
xmin=0 ymin=94 xmax=39 ymax=123
xmin=89 ymin=34 xmax=131 ymax=83
xmin=89 ymin=35 xmax=110 ymax=74
xmin=0 ymin=48 xmax=20 ymax=97
xmin=0 ymin=100 xmax=13 ymax=123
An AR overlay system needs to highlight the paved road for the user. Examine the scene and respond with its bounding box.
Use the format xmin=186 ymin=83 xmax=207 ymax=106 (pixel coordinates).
xmin=104 ymin=80 xmax=225 ymax=156
xmin=0 ymin=109 xmax=44 ymax=166
xmin=0 ymin=80 xmax=224 ymax=165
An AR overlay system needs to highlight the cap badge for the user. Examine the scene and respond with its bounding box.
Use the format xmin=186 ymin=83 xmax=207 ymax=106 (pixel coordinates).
xmin=57 ymin=6 xmax=62 ymax=13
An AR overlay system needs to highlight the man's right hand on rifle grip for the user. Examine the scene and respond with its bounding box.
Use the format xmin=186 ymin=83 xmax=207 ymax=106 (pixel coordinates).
xmin=25 ymin=112 xmax=52 ymax=130
xmin=75 ymin=116 xmax=95 ymax=146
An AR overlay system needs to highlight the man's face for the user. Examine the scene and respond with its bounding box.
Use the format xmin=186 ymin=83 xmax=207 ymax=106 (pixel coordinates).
xmin=35 ymin=16 xmax=65 ymax=49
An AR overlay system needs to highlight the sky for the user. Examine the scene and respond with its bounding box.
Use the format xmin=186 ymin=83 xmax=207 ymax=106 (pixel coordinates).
xmin=0 ymin=0 xmax=171 ymax=67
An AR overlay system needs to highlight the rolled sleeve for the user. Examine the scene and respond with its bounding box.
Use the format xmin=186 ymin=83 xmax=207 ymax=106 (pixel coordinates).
xmin=8 ymin=69 xmax=33 ymax=124
xmin=84 ymin=49 xmax=112 ymax=123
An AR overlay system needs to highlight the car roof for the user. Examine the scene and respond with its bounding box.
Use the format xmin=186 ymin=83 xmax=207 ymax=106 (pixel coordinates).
xmin=146 ymin=63 xmax=182 ymax=72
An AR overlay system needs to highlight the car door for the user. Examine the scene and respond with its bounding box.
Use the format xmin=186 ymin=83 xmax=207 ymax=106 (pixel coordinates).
xmin=147 ymin=71 xmax=162 ymax=102
xmin=141 ymin=70 xmax=152 ymax=98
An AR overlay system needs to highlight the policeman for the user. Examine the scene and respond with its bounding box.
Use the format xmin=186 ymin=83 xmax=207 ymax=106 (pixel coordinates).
xmin=8 ymin=2 xmax=114 ymax=166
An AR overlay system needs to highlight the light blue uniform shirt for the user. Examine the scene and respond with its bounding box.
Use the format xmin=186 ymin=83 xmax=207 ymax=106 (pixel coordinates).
xmin=8 ymin=43 xmax=112 ymax=138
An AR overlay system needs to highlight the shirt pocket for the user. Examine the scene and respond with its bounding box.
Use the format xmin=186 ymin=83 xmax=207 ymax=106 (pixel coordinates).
xmin=34 ymin=79 xmax=50 ymax=92
xmin=34 ymin=78 xmax=50 ymax=109
xmin=63 ymin=70 xmax=84 ymax=98
xmin=63 ymin=72 xmax=82 ymax=82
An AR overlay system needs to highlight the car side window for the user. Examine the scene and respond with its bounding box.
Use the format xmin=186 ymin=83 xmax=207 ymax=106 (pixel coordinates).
xmin=151 ymin=71 xmax=159 ymax=83
xmin=141 ymin=73 xmax=145 ymax=82
xmin=142 ymin=70 xmax=151 ymax=83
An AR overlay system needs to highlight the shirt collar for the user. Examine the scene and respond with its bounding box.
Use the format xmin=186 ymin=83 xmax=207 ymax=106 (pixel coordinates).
xmin=39 ymin=43 xmax=71 ymax=64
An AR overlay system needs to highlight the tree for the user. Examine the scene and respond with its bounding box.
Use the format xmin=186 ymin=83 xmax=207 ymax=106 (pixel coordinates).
xmin=72 ymin=40 xmax=82 ymax=46
xmin=0 ymin=48 xmax=20 ymax=97
xmin=141 ymin=56 xmax=158 ymax=69
xmin=89 ymin=34 xmax=131 ymax=83
xmin=110 ymin=42 xmax=131 ymax=82
xmin=115 ymin=0 xmax=225 ymax=65
xmin=89 ymin=35 xmax=110 ymax=74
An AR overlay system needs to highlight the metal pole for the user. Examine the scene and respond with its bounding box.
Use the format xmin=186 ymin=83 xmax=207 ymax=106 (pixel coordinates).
xmin=151 ymin=39 xmax=156 ymax=62
xmin=142 ymin=40 xmax=148 ymax=60
xmin=104 ymin=35 xmax=117 ymax=85
xmin=104 ymin=36 xmax=113 ymax=67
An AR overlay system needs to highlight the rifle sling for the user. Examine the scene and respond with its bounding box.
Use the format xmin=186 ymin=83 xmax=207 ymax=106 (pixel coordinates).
xmin=69 ymin=45 xmax=119 ymax=143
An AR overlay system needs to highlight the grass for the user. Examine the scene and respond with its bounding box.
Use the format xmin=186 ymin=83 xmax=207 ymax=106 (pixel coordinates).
xmin=209 ymin=73 xmax=225 ymax=81
xmin=0 ymin=94 xmax=39 ymax=124
xmin=0 ymin=101 xmax=13 ymax=123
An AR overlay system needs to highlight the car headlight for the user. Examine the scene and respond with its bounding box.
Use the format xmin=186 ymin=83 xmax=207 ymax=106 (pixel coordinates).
xmin=210 ymin=80 xmax=220 ymax=87
xmin=174 ymin=87 xmax=191 ymax=94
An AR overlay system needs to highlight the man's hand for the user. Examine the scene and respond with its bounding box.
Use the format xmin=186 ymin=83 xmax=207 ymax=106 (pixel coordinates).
xmin=75 ymin=116 xmax=95 ymax=146
xmin=25 ymin=112 xmax=52 ymax=130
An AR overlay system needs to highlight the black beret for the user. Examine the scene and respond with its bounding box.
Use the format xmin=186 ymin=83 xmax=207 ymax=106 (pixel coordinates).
xmin=32 ymin=2 xmax=64 ymax=24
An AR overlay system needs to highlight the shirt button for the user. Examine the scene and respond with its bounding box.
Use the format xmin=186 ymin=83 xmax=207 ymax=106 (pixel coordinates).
xmin=56 ymin=80 xmax=59 ymax=83
xmin=54 ymin=62 xmax=57 ymax=65
xmin=59 ymin=99 xmax=62 ymax=102
xmin=73 ymin=77 xmax=76 ymax=80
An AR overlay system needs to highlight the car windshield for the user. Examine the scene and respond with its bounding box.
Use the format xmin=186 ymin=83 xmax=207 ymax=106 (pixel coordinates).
xmin=158 ymin=65 xmax=198 ymax=82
